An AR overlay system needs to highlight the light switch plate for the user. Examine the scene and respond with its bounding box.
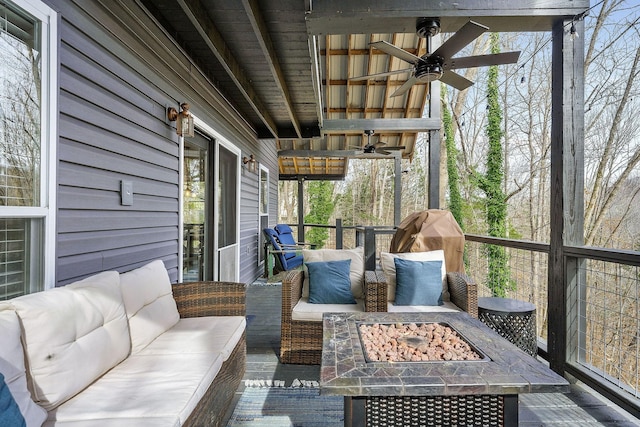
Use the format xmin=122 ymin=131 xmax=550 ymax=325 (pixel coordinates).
xmin=121 ymin=180 xmax=133 ymax=206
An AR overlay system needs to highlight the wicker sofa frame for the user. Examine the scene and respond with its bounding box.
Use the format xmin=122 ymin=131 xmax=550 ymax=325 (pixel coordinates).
xmin=280 ymin=269 xmax=478 ymax=365
xmin=171 ymin=281 xmax=247 ymax=427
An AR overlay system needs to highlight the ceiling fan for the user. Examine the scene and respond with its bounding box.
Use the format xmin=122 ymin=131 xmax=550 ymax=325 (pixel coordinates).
xmin=351 ymin=18 xmax=521 ymax=97
xmin=355 ymin=130 xmax=405 ymax=156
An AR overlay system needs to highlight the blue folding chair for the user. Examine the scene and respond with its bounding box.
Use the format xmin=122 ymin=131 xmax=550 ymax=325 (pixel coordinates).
xmin=263 ymin=225 xmax=313 ymax=277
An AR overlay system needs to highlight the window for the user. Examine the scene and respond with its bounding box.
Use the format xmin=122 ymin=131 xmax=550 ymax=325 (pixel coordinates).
xmin=258 ymin=166 xmax=269 ymax=265
xmin=0 ymin=0 xmax=56 ymax=299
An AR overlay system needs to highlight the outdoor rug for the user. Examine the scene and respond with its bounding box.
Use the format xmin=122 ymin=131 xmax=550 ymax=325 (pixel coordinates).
xmin=226 ymin=382 xmax=343 ymax=427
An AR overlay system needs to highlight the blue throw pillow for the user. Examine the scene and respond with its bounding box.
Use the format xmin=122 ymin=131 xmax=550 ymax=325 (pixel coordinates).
xmin=306 ymin=259 xmax=356 ymax=304
xmin=394 ymin=258 xmax=443 ymax=306
xmin=0 ymin=373 xmax=26 ymax=427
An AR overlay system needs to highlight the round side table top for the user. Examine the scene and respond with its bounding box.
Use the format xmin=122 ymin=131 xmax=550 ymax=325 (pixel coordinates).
xmin=478 ymin=297 xmax=536 ymax=314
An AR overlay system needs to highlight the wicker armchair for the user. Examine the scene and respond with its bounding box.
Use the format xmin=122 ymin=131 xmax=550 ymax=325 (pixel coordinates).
xmin=280 ymin=270 xmax=387 ymax=364
xmin=171 ymin=281 xmax=246 ymax=427
xmin=280 ymin=270 xmax=477 ymax=365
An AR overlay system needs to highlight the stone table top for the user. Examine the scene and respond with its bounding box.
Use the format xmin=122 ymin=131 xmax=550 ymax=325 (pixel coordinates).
xmin=478 ymin=296 xmax=536 ymax=314
xmin=320 ymin=311 xmax=569 ymax=397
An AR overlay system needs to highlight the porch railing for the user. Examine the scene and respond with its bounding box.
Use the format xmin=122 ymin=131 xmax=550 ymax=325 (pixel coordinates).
xmin=291 ymin=220 xmax=640 ymax=417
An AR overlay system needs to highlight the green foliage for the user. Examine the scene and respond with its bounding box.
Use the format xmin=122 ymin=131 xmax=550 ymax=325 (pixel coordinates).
xmin=304 ymin=181 xmax=335 ymax=248
xmin=479 ymin=33 xmax=514 ymax=297
xmin=441 ymin=85 xmax=464 ymax=231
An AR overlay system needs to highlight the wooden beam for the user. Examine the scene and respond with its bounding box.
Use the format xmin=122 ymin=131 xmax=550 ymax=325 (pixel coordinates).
xmin=306 ymin=0 xmax=590 ymax=34
xmin=394 ymin=155 xmax=401 ymax=225
xmin=428 ymin=129 xmax=440 ymax=209
xmin=279 ymin=174 xmax=346 ymax=181
xmin=242 ymin=0 xmax=302 ymax=138
xmin=297 ymin=178 xmax=305 ymax=241
xmin=278 ymin=149 xmax=361 ymax=157
xmin=548 ymin=17 xmax=585 ymax=375
xmin=309 ymin=34 xmax=324 ymax=129
xmin=428 ymin=45 xmax=442 ymax=208
xmin=322 ymin=118 xmax=440 ymax=133
xmin=326 ymin=107 xmax=423 ymax=114
xmin=176 ymin=0 xmax=278 ymax=137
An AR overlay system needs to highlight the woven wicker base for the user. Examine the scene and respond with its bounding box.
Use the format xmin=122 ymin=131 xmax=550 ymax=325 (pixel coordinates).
xmin=171 ymin=281 xmax=247 ymax=427
xmin=345 ymin=394 xmax=517 ymax=427
xmin=281 ymin=319 xmax=323 ymax=364
xmin=478 ymin=298 xmax=537 ymax=358
xmin=183 ymin=333 xmax=246 ymax=427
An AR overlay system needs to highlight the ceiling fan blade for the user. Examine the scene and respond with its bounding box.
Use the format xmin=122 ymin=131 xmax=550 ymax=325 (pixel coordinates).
xmin=439 ymin=70 xmax=474 ymax=91
xmin=390 ymin=76 xmax=419 ymax=97
xmin=377 ymin=148 xmax=406 ymax=156
xmin=381 ymin=146 xmax=406 ymax=151
xmin=431 ymin=20 xmax=488 ymax=60
xmin=373 ymin=142 xmax=387 ymax=149
xmin=370 ymin=40 xmax=421 ymax=64
xmin=444 ymin=51 xmax=521 ymax=70
xmin=349 ymin=68 xmax=412 ymax=81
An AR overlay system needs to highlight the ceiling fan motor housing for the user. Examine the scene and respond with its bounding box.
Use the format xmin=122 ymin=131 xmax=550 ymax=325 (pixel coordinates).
xmin=415 ymin=59 xmax=443 ymax=81
xmin=416 ymin=18 xmax=441 ymax=38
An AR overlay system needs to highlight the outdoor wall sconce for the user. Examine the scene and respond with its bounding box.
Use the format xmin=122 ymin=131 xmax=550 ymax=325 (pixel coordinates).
xmin=167 ymin=102 xmax=194 ymax=137
xmin=243 ymin=154 xmax=257 ymax=173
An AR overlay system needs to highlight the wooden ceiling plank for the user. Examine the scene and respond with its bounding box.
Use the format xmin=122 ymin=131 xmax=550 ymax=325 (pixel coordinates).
xmin=176 ymin=0 xmax=279 ymax=137
xmin=242 ymin=0 xmax=303 ymax=138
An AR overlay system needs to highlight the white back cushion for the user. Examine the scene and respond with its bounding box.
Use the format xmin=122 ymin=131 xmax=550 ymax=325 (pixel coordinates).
xmin=292 ymin=298 xmax=365 ymax=322
xmin=380 ymin=250 xmax=448 ymax=302
xmin=301 ymin=247 xmax=365 ymax=299
xmin=0 ymin=305 xmax=47 ymax=426
xmin=120 ymin=260 xmax=180 ymax=354
xmin=11 ymin=271 xmax=130 ymax=411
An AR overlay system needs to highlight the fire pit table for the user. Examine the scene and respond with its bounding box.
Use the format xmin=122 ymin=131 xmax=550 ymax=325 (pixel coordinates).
xmin=320 ymin=311 xmax=569 ymax=427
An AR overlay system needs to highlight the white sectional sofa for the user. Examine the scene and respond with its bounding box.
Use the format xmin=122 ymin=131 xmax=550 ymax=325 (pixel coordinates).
xmin=0 ymin=260 xmax=246 ymax=427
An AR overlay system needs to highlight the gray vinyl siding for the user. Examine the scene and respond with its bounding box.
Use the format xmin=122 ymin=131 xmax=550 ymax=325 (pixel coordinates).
xmin=239 ymin=137 xmax=280 ymax=283
xmin=47 ymin=0 xmax=277 ymax=285
xmin=239 ymin=168 xmax=260 ymax=285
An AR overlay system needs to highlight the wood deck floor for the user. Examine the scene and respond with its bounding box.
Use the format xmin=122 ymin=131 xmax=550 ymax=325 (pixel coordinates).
xmin=221 ymin=280 xmax=640 ymax=426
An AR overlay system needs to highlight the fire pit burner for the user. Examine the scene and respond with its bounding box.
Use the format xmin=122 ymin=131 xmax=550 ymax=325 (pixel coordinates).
xmin=358 ymin=322 xmax=484 ymax=362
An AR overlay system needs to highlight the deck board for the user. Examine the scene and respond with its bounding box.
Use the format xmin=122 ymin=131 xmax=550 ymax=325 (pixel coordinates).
xmin=221 ymin=280 xmax=639 ymax=426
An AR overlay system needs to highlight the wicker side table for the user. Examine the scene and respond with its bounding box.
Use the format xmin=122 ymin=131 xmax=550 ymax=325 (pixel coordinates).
xmin=478 ymin=297 xmax=537 ymax=357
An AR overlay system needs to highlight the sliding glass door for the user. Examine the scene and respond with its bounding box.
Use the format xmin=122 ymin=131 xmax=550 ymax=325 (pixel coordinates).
xmin=181 ymin=127 xmax=240 ymax=282
xmin=182 ymin=132 xmax=211 ymax=281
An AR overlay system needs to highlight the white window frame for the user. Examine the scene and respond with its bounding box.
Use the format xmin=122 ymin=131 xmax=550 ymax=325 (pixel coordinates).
xmin=1 ymin=0 xmax=58 ymax=292
xmin=258 ymin=164 xmax=269 ymax=267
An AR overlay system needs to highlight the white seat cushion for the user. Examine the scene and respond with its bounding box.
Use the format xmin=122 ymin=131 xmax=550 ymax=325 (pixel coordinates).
xmin=136 ymin=316 xmax=246 ymax=361
xmin=380 ymin=250 xmax=449 ymax=302
xmin=46 ymin=352 xmax=222 ymax=426
xmin=387 ymin=301 xmax=461 ymax=313
xmin=11 ymin=271 xmax=130 ymax=411
xmin=120 ymin=260 xmax=180 ymax=354
xmin=292 ymin=297 xmax=364 ymax=322
xmin=0 ymin=305 xmax=48 ymax=427
xmin=301 ymin=247 xmax=365 ymax=298
xmin=43 ymin=417 xmax=180 ymax=427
